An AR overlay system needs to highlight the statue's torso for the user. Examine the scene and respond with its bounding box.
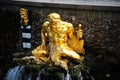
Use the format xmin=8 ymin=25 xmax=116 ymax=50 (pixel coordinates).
xmin=45 ymin=21 xmax=71 ymax=46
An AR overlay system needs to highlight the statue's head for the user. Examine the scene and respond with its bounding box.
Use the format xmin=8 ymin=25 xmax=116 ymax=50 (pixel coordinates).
xmin=47 ymin=13 xmax=61 ymax=22
xmin=19 ymin=8 xmax=29 ymax=26
xmin=78 ymin=24 xmax=82 ymax=29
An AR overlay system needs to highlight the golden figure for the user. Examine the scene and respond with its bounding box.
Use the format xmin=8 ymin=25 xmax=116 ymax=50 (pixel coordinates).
xmin=68 ymin=24 xmax=85 ymax=54
xmin=19 ymin=8 xmax=29 ymax=26
xmin=32 ymin=13 xmax=85 ymax=70
xmin=77 ymin=24 xmax=83 ymax=40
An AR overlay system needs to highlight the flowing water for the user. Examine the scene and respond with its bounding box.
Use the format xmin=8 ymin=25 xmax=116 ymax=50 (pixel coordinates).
xmin=4 ymin=65 xmax=32 ymax=80
xmin=78 ymin=71 xmax=83 ymax=80
xmin=64 ymin=71 xmax=72 ymax=80
xmin=36 ymin=68 xmax=45 ymax=80
xmin=4 ymin=65 xmax=93 ymax=80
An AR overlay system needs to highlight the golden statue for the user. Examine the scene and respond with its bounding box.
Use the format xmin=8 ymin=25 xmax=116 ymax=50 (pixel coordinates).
xmin=68 ymin=23 xmax=85 ymax=54
xmin=32 ymin=13 xmax=85 ymax=70
xmin=19 ymin=8 xmax=29 ymax=26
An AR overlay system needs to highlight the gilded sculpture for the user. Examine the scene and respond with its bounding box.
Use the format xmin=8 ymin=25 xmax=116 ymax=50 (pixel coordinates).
xmin=68 ymin=23 xmax=85 ymax=54
xmin=19 ymin=8 xmax=29 ymax=26
xmin=31 ymin=13 xmax=85 ymax=70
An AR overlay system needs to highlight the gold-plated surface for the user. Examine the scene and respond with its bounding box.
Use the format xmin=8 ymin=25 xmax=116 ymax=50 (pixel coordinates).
xmin=19 ymin=8 xmax=29 ymax=26
xmin=69 ymin=24 xmax=85 ymax=54
xmin=32 ymin=13 xmax=85 ymax=70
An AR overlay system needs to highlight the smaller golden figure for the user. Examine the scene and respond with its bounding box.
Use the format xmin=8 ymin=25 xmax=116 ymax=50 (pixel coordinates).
xmin=32 ymin=13 xmax=85 ymax=70
xmin=76 ymin=24 xmax=83 ymax=40
xmin=69 ymin=24 xmax=85 ymax=54
xmin=19 ymin=8 xmax=29 ymax=26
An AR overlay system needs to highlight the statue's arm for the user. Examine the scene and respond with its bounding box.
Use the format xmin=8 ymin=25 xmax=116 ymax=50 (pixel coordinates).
xmin=32 ymin=21 xmax=49 ymax=58
xmin=41 ymin=29 xmax=46 ymax=46
xmin=41 ymin=21 xmax=49 ymax=46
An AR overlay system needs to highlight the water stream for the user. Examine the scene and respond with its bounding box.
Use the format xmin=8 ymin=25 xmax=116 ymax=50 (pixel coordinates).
xmin=4 ymin=65 xmax=32 ymax=80
xmin=64 ymin=71 xmax=72 ymax=80
xmin=4 ymin=65 xmax=94 ymax=80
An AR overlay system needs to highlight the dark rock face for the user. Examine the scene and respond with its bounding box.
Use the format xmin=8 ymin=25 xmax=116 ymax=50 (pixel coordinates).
xmin=0 ymin=9 xmax=21 ymax=79
xmin=0 ymin=6 xmax=120 ymax=80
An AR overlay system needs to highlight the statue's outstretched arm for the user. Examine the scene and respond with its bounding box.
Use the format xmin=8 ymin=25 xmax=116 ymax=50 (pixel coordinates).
xmin=39 ymin=21 xmax=49 ymax=49
xmin=41 ymin=29 xmax=47 ymax=46
xmin=31 ymin=22 xmax=48 ymax=61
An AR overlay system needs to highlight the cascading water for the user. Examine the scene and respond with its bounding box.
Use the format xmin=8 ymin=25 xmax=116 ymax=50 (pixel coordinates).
xmin=4 ymin=65 xmax=91 ymax=80
xmin=36 ymin=68 xmax=45 ymax=80
xmin=4 ymin=65 xmax=32 ymax=80
xmin=63 ymin=70 xmax=83 ymax=80
xmin=37 ymin=68 xmax=73 ymax=80
xmin=64 ymin=71 xmax=72 ymax=80
xmin=78 ymin=71 xmax=83 ymax=80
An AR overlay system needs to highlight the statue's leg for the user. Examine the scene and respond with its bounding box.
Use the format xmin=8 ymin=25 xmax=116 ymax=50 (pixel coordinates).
xmin=62 ymin=47 xmax=84 ymax=61
xmin=39 ymin=57 xmax=48 ymax=62
xmin=50 ymin=52 xmax=68 ymax=70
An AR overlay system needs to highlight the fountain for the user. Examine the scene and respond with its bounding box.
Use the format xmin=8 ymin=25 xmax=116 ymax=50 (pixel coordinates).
xmin=4 ymin=8 xmax=92 ymax=80
xmin=0 ymin=0 xmax=120 ymax=79
xmin=4 ymin=64 xmax=91 ymax=80
xmin=4 ymin=65 xmax=32 ymax=80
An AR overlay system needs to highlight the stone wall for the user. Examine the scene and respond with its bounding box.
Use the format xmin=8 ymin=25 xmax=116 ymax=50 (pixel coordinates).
xmin=0 ymin=8 xmax=20 ymax=79
xmin=0 ymin=6 xmax=120 ymax=54
xmin=29 ymin=7 xmax=120 ymax=55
